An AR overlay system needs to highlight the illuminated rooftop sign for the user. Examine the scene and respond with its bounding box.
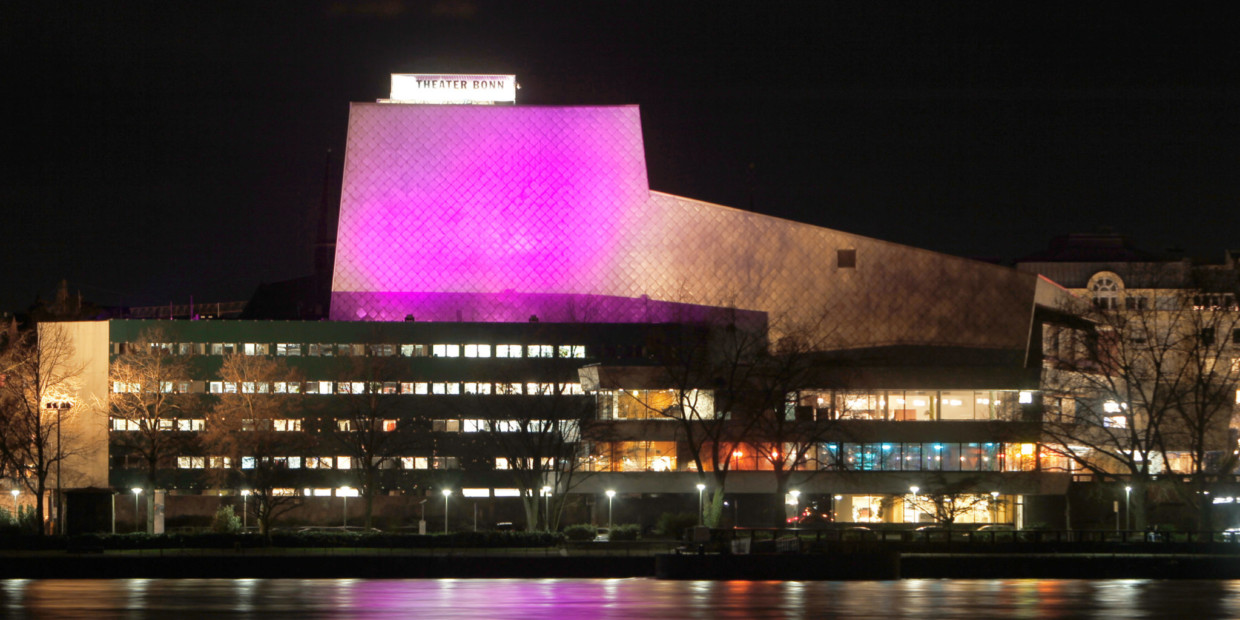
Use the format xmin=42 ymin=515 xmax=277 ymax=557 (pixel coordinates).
xmin=382 ymin=73 xmax=516 ymax=105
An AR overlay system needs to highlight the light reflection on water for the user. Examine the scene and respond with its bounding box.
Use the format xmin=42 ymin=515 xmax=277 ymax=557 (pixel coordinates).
xmin=4 ymin=578 xmax=1240 ymax=618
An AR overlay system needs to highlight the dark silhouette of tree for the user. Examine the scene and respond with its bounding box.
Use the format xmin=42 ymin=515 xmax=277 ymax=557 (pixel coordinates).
xmin=203 ymin=354 xmax=308 ymax=535
xmin=0 ymin=323 xmax=87 ymax=534
xmin=109 ymin=328 xmax=199 ymax=533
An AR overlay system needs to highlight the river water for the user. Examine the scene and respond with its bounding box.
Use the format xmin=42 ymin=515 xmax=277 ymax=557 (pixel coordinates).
xmin=3 ymin=578 xmax=1239 ymax=618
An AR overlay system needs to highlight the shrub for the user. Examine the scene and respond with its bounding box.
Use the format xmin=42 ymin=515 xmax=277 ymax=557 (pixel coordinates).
xmin=211 ymin=505 xmax=241 ymax=534
xmin=563 ymin=524 xmax=596 ymax=541
xmin=610 ymin=524 xmax=640 ymax=541
xmin=655 ymin=512 xmax=698 ymax=538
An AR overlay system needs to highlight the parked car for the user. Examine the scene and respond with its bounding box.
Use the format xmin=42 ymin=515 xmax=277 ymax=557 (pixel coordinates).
xmin=594 ymin=527 xmax=610 ymax=542
xmin=976 ymin=524 xmax=1016 ymax=541
xmin=840 ymin=526 xmax=879 ymax=541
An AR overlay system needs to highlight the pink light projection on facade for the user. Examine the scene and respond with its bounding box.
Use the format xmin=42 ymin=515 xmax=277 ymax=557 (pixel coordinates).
xmin=332 ymin=102 xmax=1053 ymax=350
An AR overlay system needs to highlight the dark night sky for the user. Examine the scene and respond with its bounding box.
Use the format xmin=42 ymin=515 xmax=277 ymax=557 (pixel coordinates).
xmin=3 ymin=2 xmax=1239 ymax=313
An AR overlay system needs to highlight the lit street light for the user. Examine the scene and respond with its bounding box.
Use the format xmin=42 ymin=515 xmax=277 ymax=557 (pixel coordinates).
xmin=990 ymin=491 xmax=1000 ymax=523
xmin=696 ymin=483 xmax=706 ymax=526
xmin=605 ymin=489 xmax=616 ymax=530
xmin=10 ymin=489 xmax=18 ymax=519
xmin=132 ymin=487 xmax=143 ymax=533
xmin=541 ymin=486 xmax=552 ymax=532
xmin=442 ymin=489 xmax=452 ymax=534
xmin=46 ymin=401 xmax=71 ymax=534
xmin=790 ymin=490 xmax=801 ymax=525
xmin=340 ymin=487 xmax=353 ymax=526
xmin=910 ymin=486 xmax=920 ymax=523
xmin=1125 ymin=485 xmax=1132 ymax=531
xmin=241 ymin=490 xmax=250 ymax=530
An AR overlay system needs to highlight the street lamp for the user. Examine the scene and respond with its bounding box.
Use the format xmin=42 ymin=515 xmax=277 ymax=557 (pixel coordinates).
xmin=10 ymin=489 xmax=18 ymax=520
xmin=910 ymin=486 xmax=920 ymax=523
xmin=605 ymin=489 xmax=616 ymax=531
xmin=1125 ymin=485 xmax=1132 ymax=531
xmin=442 ymin=489 xmax=452 ymax=534
xmin=696 ymin=483 xmax=706 ymax=526
xmin=541 ymin=486 xmax=552 ymax=531
xmin=131 ymin=487 xmax=143 ymax=533
xmin=790 ymin=490 xmax=801 ymax=525
xmin=45 ymin=401 xmax=71 ymax=534
xmin=241 ymin=490 xmax=250 ymax=530
xmin=340 ymin=486 xmax=353 ymax=527
xmin=990 ymin=491 xmax=1000 ymax=523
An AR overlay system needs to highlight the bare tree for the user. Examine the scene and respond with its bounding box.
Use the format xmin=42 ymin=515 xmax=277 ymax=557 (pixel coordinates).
xmin=637 ymin=321 xmax=765 ymax=527
xmin=109 ymin=328 xmax=198 ymax=533
xmin=203 ymin=354 xmax=308 ymax=535
xmin=1041 ymin=285 xmax=1240 ymax=531
xmin=0 ymin=324 xmax=85 ymax=534
xmin=905 ymin=474 xmax=1001 ymax=527
xmin=332 ymin=353 xmax=417 ymax=529
xmin=462 ymin=355 xmax=596 ymax=532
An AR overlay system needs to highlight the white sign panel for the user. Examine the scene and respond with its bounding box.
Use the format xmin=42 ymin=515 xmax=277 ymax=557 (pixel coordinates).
xmin=385 ymin=73 xmax=516 ymax=105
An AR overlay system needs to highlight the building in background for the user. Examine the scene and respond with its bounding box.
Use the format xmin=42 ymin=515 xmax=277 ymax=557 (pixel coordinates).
xmin=39 ymin=75 xmax=1084 ymax=532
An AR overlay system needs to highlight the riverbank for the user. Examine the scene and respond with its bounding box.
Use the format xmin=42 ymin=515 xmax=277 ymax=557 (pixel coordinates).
xmin=6 ymin=549 xmax=1240 ymax=580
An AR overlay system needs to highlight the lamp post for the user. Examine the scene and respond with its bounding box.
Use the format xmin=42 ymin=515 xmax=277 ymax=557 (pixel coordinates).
xmin=833 ymin=495 xmax=843 ymax=523
xmin=605 ymin=489 xmax=615 ymax=531
xmin=131 ymin=487 xmax=143 ymax=533
xmin=990 ymin=491 xmax=1000 ymax=524
xmin=541 ymin=486 xmax=552 ymax=531
xmin=910 ymin=486 xmax=919 ymax=523
xmin=442 ymin=489 xmax=452 ymax=534
xmin=241 ymin=490 xmax=250 ymax=530
xmin=10 ymin=489 xmax=18 ymax=521
xmin=1125 ymin=485 xmax=1132 ymax=531
xmin=340 ymin=487 xmax=352 ymax=527
xmin=46 ymin=401 xmax=71 ymax=534
xmin=696 ymin=483 xmax=706 ymax=526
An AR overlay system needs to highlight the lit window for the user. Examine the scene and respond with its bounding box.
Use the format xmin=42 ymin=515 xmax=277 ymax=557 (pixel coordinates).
xmin=336 ymin=456 xmax=352 ymax=469
xmin=527 ymin=345 xmax=553 ymax=358
xmin=495 ymin=457 xmax=509 ymax=470
xmin=177 ymin=419 xmax=204 ymax=432
xmin=382 ymin=419 xmax=397 ymax=432
xmin=432 ymin=419 xmax=460 ymax=433
xmin=1104 ymin=416 xmax=1128 ymax=428
xmin=337 ymin=419 xmax=353 ymax=432
xmin=242 ymin=457 xmax=256 ymax=469
xmin=208 ymin=456 xmax=231 ymax=469
xmin=401 ymin=344 xmax=427 ymax=357
xmin=462 ymin=488 xmax=489 ymax=498
xmin=432 ymin=344 xmax=460 ymax=357
xmin=381 ymin=382 xmax=398 ymax=394
xmin=243 ymin=343 xmax=268 ymax=356
xmin=1103 ymin=401 xmax=1122 ymax=413
xmin=415 ymin=382 xmax=429 ymax=395
xmin=224 ymin=382 xmax=237 ymax=394
xmin=274 ymin=419 xmax=301 ymax=432
xmin=276 ymin=343 xmax=301 ymax=357
xmin=242 ymin=382 xmax=255 ymax=394
xmin=305 ymin=457 xmax=333 ymax=469
xmin=176 ymin=456 xmax=205 ymax=469
xmin=1019 ymin=391 xmax=1033 ymax=404
xmin=495 ymin=344 xmax=522 ymax=358
xmin=464 ymin=344 xmax=491 ymax=358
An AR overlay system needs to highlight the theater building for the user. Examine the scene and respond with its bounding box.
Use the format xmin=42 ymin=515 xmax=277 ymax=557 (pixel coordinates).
xmin=50 ymin=74 xmax=1077 ymax=531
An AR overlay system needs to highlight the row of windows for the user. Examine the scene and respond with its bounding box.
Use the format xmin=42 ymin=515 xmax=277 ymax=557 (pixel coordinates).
xmin=117 ymin=342 xmax=587 ymax=359
xmin=114 ymin=381 xmax=586 ymax=396
xmin=818 ymin=442 xmax=1036 ymax=473
xmin=175 ymin=456 xmax=460 ymax=470
xmin=113 ymin=417 xmax=574 ymax=435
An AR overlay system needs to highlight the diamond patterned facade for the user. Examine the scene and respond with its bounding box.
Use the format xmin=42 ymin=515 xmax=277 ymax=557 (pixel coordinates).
xmin=332 ymin=103 xmax=1050 ymax=350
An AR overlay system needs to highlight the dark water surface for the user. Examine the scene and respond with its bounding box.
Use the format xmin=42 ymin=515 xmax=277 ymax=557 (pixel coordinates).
xmin=3 ymin=578 xmax=1239 ymax=618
